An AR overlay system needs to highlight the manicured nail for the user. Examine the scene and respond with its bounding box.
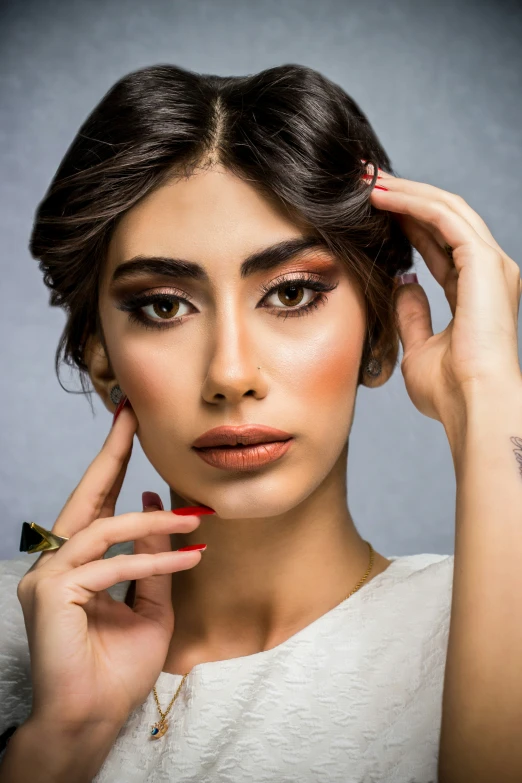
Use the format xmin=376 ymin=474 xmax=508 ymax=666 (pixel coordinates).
xmin=374 ymin=185 xmax=388 ymax=191
xmin=142 ymin=491 xmax=163 ymax=510
xmin=396 ymin=273 xmax=419 ymax=287
xmin=177 ymin=543 xmax=207 ymax=552
xmin=172 ymin=506 xmax=216 ymax=515
xmin=360 ymin=160 xmax=383 ymax=172
xmin=112 ymin=395 xmax=129 ymax=425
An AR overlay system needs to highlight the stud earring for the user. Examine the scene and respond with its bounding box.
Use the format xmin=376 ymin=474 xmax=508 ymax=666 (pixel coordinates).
xmin=110 ymin=384 xmax=124 ymax=405
xmin=365 ymin=357 xmax=382 ymax=377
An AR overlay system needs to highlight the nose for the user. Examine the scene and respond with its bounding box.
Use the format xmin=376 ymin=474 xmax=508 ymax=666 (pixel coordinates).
xmin=200 ymin=314 xmax=268 ymax=405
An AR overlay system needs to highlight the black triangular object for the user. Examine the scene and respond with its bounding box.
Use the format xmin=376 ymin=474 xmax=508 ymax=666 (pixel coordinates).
xmin=19 ymin=522 xmax=44 ymax=552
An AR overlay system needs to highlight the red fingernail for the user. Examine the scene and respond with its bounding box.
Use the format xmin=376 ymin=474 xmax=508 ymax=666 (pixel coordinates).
xmin=362 ymin=174 xmax=383 ymax=180
xmin=361 ymin=160 xmax=383 ymax=171
xmin=172 ymin=506 xmax=216 ymax=515
xmin=112 ymin=396 xmax=129 ymax=425
xmin=374 ymin=185 xmax=388 ymax=191
xmin=177 ymin=543 xmax=207 ymax=552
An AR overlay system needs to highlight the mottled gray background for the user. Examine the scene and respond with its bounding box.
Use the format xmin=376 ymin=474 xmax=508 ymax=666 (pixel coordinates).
xmin=1 ymin=0 xmax=521 ymax=561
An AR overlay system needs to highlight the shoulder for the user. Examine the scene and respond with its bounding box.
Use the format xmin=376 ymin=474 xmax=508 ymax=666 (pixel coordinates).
xmin=383 ymin=551 xmax=454 ymax=603
xmin=376 ymin=552 xmax=454 ymax=650
xmin=385 ymin=551 xmax=454 ymax=584
xmin=365 ymin=552 xmax=454 ymax=640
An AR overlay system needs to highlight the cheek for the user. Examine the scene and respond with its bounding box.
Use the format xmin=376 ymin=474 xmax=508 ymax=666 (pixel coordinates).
xmin=101 ymin=310 xmax=187 ymax=414
xmin=116 ymin=346 xmax=190 ymax=470
xmin=308 ymin=344 xmax=360 ymax=402
xmin=276 ymin=306 xmax=365 ymax=409
xmin=302 ymin=337 xmax=363 ymax=415
xmin=115 ymin=346 xmax=187 ymax=411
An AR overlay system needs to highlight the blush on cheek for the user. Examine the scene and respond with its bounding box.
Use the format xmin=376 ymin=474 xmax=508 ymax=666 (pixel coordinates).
xmin=113 ymin=342 xmax=179 ymax=399
xmin=296 ymin=301 xmax=365 ymax=403
xmin=306 ymin=344 xmax=361 ymax=403
xmin=304 ymin=279 xmax=366 ymax=397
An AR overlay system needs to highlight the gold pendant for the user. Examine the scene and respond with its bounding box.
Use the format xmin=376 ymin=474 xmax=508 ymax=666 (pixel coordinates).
xmin=150 ymin=718 xmax=169 ymax=739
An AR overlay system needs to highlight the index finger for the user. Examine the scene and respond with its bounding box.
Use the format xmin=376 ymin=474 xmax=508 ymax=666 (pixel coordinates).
xmin=365 ymin=168 xmax=505 ymax=256
xmin=52 ymin=398 xmax=138 ymax=539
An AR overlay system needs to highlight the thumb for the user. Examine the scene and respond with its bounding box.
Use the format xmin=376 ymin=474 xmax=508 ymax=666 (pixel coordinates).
xmin=394 ymin=274 xmax=434 ymax=357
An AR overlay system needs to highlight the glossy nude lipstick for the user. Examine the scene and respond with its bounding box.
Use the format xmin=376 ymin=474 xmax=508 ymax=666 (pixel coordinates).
xmin=192 ymin=424 xmax=293 ymax=472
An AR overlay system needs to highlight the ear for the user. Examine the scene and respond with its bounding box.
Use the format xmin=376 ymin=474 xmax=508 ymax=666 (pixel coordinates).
xmin=359 ymin=330 xmax=399 ymax=389
xmin=83 ymin=333 xmax=122 ymax=414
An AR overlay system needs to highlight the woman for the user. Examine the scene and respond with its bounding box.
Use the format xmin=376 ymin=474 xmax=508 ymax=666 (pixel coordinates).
xmin=0 ymin=63 xmax=520 ymax=783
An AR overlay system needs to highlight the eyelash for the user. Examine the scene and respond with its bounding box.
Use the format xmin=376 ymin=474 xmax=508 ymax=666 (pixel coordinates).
xmin=116 ymin=272 xmax=339 ymax=332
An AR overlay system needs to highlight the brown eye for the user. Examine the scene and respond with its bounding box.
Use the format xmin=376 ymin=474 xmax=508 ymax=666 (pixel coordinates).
xmin=146 ymin=298 xmax=181 ymax=320
xmin=277 ymin=284 xmax=305 ymax=307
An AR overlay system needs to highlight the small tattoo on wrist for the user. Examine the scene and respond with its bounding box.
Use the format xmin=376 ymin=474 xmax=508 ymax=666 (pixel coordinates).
xmin=510 ymin=436 xmax=522 ymax=478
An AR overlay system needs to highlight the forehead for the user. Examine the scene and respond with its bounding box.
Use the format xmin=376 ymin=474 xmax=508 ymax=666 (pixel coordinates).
xmin=106 ymin=165 xmax=314 ymax=275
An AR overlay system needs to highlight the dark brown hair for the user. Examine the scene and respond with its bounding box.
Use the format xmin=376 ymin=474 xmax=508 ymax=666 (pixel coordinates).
xmin=29 ymin=63 xmax=413 ymax=396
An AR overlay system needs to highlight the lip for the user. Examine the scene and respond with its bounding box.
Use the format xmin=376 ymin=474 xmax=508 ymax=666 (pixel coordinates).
xmin=193 ymin=439 xmax=293 ymax=471
xmin=192 ymin=424 xmax=293 ymax=448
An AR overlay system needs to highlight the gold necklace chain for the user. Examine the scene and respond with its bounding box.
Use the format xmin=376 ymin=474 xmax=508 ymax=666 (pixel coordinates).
xmin=149 ymin=540 xmax=375 ymax=739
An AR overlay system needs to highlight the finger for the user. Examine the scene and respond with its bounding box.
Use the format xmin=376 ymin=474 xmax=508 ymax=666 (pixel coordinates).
xmin=395 ymin=215 xmax=459 ymax=315
xmin=27 ymin=403 xmax=138 ymax=574
xmin=27 ymin=404 xmax=137 ymax=574
xmin=368 ymin=187 xmax=502 ymax=272
xmin=370 ymin=189 xmax=464 ymax=288
xmin=397 ymin=214 xmax=453 ymax=286
xmin=394 ymin=279 xmax=434 ymax=357
xmin=373 ymin=189 xmax=521 ymax=334
xmin=53 ymin=401 xmax=138 ymax=538
xmin=40 ymin=508 xmax=202 ymax=573
xmin=97 ymin=440 xmax=133 ymax=521
xmin=363 ymin=168 xmax=505 ymax=256
xmin=42 ymin=549 xmax=204 ymax=609
xmin=132 ymin=493 xmax=175 ymax=624
xmin=368 ymin=186 xmax=481 ymax=256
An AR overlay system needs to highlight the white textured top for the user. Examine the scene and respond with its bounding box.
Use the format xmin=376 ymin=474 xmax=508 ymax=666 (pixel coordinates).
xmin=0 ymin=551 xmax=454 ymax=783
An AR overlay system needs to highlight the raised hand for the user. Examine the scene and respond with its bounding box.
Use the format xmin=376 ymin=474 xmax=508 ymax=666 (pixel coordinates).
xmin=363 ymin=164 xmax=522 ymax=430
xmin=16 ymin=400 xmax=214 ymax=731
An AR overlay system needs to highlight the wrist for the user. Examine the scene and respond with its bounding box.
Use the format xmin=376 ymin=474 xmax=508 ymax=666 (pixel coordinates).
xmin=0 ymin=715 xmax=124 ymax=783
xmin=441 ymin=377 xmax=522 ymax=467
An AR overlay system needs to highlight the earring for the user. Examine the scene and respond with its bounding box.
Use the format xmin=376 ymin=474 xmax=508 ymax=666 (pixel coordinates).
xmin=110 ymin=384 xmax=124 ymax=405
xmin=365 ymin=357 xmax=382 ymax=377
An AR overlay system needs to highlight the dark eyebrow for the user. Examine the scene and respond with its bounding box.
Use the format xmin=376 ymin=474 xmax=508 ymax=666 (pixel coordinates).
xmin=110 ymin=236 xmax=329 ymax=286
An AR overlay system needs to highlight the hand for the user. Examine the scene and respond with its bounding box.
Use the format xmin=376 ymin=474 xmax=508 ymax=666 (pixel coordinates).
xmin=363 ymin=164 xmax=522 ymax=425
xmin=16 ymin=401 xmax=212 ymax=730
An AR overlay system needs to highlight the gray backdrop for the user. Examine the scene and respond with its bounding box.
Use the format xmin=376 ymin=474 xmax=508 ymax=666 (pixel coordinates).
xmin=1 ymin=0 xmax=521 ymax=561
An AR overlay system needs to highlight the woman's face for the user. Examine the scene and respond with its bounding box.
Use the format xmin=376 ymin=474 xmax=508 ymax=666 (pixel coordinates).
xmin=98 ymin=164 xmax=367 ymax=517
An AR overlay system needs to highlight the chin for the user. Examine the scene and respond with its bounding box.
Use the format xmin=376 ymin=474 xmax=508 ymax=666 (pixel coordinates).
xmin=163 ymin=445 xmax=339 ymax=519
xmin=177 ymin=473 xmax=318 ymax=520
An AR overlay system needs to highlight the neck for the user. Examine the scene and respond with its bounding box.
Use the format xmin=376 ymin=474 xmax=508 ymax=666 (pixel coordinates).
xmin=165 ymin=449 xmax=390 ymax=674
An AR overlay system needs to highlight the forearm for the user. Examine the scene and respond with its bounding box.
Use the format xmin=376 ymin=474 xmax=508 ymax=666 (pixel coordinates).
xmin=0 ymin=715 xmax=123 ymax=783
xmin=438 ymin=380 xmax=522 ymax=783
